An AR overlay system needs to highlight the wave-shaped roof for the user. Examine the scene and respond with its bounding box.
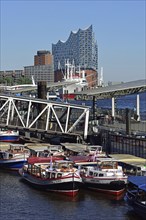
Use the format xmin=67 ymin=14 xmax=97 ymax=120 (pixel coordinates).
xmin=53 ymin=25 xmax=92 ymax=45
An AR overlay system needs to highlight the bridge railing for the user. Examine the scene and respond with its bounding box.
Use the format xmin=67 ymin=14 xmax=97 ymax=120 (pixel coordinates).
xmin=0 ymin=94 xmax=90 ymax=139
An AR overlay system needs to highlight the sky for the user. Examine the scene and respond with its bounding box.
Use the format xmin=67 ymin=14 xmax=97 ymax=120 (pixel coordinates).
xmin=0 ymin=0 xmax=145 ymax=83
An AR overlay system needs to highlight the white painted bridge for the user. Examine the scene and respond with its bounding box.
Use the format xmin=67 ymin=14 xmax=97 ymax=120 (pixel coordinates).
xmin=0 ymin=94 xmax=90 ymax=139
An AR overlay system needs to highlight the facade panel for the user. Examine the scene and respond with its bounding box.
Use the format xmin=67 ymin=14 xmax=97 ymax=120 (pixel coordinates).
xmin=24 ymin=65 xmax=54 ymax=83
xmin=52 ymin=25 xmax=98 ymax=72
xmin=34 ymin=50 xmax=53 ymax=66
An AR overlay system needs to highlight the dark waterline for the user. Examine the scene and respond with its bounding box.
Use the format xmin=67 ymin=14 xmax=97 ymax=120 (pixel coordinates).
xmin=0 ymin=171 xmax=140 ymax=220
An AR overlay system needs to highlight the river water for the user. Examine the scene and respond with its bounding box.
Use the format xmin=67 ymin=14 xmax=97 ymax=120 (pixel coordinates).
xmin=70 ymin=92 xmax=146 ymax=120
xmin=0 ymin=170 xmax=140 ymax=220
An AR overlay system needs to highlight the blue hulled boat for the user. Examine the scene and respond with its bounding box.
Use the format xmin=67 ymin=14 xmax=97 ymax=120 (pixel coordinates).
xmin=0 ymin=144 xmax=30 ymax=170
xmin=0 ymin=129 xmax=19 ymax=142
xmin=126 ymin=176 xmax=146 ymax=219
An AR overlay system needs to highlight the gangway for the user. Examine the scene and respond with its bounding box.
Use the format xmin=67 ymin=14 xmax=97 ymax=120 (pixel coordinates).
xmin=0 ymin=94 xmax=89 ymax=140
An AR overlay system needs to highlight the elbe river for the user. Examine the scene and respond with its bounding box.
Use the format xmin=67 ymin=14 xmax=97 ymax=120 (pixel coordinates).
xmin=0 ymin=169 xmax=140 ymax=220
xmin=71 ymin=92 xmax=146 ymax=120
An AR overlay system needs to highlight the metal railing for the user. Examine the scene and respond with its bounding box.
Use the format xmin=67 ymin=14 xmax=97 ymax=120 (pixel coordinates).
xmin=0 ymin=94 xmax=90 ymax=140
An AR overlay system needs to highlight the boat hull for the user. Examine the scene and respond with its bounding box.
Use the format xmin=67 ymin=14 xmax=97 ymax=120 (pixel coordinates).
xmin=82 ymin=179 xmax=126 ymax=195
xmin=0 ymin=159 xmax=27 ymax=170
xmin=132 ymin=203 xmax=146 ymax=219
xmin=0 ymin=135 xmax=19 ymax=142
xmin=126 ymin=192 xmax=146 ymax=219
xmin=19 ymin=170 xmax=82 ymax=197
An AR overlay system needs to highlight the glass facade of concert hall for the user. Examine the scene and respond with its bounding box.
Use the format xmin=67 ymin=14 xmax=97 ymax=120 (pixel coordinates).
xmin=52 ymin=25 xmax=98 ymax=72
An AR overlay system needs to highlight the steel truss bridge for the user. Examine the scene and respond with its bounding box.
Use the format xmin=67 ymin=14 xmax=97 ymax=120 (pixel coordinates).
xmin=75 ymin=79 xmax=146 ymax=100
xmin=0 ymin=95 xmax=90 ymax=140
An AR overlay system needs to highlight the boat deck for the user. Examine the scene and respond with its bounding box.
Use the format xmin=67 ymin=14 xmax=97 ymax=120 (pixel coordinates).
xmin=61 ymin=143 xmax=88 ymax=153
xmin=0 ymin=142 xmax=11 ymax=151
xmin=109 ymin=154 xmax=146 ymax=174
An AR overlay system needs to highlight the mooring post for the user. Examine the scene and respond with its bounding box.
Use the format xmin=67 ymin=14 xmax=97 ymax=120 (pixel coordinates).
xmin=37 ymin=81 xmax=47 ymax=133
xmin=37 ymin=81 xmax=47 ymax=100
xmin=92 ymin=96 xmax=96 ymax=120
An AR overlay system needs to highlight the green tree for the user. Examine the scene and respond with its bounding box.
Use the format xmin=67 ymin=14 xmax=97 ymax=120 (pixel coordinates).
xmin=16 ymin=76 xmax=32 ymax=84
xmin=0 ymin=78 xmax=4 ymax=84
xmin=4 ymin=77 xmax=14 ymax=86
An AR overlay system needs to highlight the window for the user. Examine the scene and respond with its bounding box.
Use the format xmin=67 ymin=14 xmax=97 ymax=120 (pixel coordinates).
xmin=51 ymin=173 xmax=55 ymax=178
xmin=57 ymin=173 xmax=62 ymax=178
xmin=89 ymin=171 xmax=93 ymax=176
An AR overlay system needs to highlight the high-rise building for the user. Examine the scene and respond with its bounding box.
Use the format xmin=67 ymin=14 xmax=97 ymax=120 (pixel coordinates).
xmin=34 ymin=50 xmax=53 ymax=66
xmin=52 ymin=25 xmax=98 ymax=72
xmin=24 ymin=50 xmax=54 ymax=83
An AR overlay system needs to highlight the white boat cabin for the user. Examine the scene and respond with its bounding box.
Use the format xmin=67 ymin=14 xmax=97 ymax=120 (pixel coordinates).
xmin=0 ymin=151 xmax=12 ymax=159
xmin=24 ymin=160 xmax=76 ymax=179
xmin=27 ymin=145 xmax=64 ymax=157
xmin=9 ymin=144 xmax=26 ymax=153
xmin=80 ymin=158 xmax=124 ymax=178
xmin=0 ymin=144 xmax=29 ymax=159
xmin=86 ymin=145 xmax=106 ymax=157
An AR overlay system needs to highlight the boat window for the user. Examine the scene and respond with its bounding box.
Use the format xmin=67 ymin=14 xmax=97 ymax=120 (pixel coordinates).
xmin=94 ymin=173 xmax=98 ymax=177
xmin=69 ymin=164 xmax=73 ymax=169
xmin=2 ymin=152 xmax=9 ymax=159
xmin=89 ymin=171 xmax=93 ymax=176
xmin=113 ymin=162 xmax=118 ymax=169
xmin=99 ymin=173 xmax=104 ymax=177
xmin=44 ymin=173 xmax=49 ymax=178
xmin=41 ymin=170 xmax=46 ymax=178
xmin=9 ymin=153 xmax=13 ymax=158
xmin=137 ymin=190 xmax=146 ymax=201
xmin=28 ymin=164 xmax=31 ymax=169
xmin=47 ymin=172 xmax=51 ymax=179
xmin=101 ymin=162 xmax=114 ymax=169
xmin=51 ymin=173 xmax=55 ymax=178
xmin=57 ymin=173 xmax=62 ymax=178
xmin=0 ymin=152 xmax=4 ymax=159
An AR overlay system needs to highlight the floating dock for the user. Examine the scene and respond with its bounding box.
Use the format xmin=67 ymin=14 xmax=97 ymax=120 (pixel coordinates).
xmin=109 ymin=154 xmax=146 ymax=175
xmin=61 ymin=143 xmax=88 ymax=153
xmin=0 ymin=142 xmax=11 ymax=150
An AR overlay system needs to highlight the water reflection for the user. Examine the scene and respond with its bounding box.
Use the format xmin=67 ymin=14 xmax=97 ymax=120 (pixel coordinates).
xmin=0 ymin=170 xmax=140 ymax=220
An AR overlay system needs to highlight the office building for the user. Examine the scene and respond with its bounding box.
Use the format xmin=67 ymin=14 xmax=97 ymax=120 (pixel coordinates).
xmin=23 ymin=50 xmax=54 ymax=84
xmin=34 ymin=50 xmax=53 ymax=66
xmin=24 ymin=64 xmax=54 ymax=84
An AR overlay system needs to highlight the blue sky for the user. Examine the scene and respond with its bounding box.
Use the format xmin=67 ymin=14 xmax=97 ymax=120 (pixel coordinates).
xmin=0 ymin=0 xmax=145 ymax=83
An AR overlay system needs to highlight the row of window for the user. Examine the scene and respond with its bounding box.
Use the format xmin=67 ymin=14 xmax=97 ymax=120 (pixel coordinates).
xmin=89 ymin=172 xmax=104 ymax=177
